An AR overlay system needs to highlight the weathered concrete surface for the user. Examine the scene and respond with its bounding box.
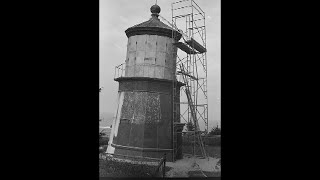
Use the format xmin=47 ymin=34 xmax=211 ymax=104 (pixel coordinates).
xmin=107 ymin=78 xmax=184 ymax=162
xmin=110 ymin=90 xmax=173 ymax=161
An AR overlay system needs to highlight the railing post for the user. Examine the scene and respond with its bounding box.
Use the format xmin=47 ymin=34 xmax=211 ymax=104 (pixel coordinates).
xmin=163 ymin=153 xmax=166 ymax=177
xmin=122 ymin=64 xmax=124 ymax=77
xmin=120 ymin=64 xmax=123 ymax=77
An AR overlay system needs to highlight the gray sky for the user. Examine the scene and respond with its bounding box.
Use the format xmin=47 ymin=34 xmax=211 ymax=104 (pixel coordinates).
xmin=99 ymin=0 xmax=220 ymax=130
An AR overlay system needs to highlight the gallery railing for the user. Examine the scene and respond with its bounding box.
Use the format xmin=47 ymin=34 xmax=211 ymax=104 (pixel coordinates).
xmin=114 ymin=63 xmax=126 ymax=79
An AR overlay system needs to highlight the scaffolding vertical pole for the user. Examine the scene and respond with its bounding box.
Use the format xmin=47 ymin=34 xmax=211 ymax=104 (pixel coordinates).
xmin=171 ymin=2 xmax=175 ymax=162
xmin=204 ymin=11 xmax=209 ymax=134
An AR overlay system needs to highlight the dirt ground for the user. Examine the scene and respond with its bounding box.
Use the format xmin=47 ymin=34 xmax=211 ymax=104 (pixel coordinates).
xmin=165 ymin=154 xmax=221 ymax=177
xmin=100 ymin=153 xmax=221 ymax=177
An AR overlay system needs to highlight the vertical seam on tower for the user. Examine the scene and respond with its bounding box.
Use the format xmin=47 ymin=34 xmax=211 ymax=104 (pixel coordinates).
xmin=157 ymin=93 xmax=161 ymax=155
xmin=127 ymin=92 xmax=134 ymax=156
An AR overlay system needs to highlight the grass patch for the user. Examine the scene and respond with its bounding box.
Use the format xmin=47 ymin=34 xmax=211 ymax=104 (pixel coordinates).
xmin=182 ymin=145 xmax=221 ymax=158
xmin=182 ymin=135 xmax=221 ymax=146
xmin=99 ymin=137 xmax=109 ymax=146
xmin=188 ymin=170 xmax=221 ymax=177
xmin=99 ymin=145 xmax=108 ymax=154
xmin=99 ymin=157 xmax=172 ymax=177
xmin=188 ymin=171 xmax=206 ymax=177
xmin=202 ymin=171 xmax=221 ymax=177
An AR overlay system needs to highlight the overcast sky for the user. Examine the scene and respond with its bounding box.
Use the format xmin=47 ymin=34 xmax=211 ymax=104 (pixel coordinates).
xmin=99 ymin=0 xmax=220 ymax=130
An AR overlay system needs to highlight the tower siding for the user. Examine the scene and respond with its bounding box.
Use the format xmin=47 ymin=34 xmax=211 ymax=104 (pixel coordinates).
xmin=125 ymin=35 xmax=177 ymax=80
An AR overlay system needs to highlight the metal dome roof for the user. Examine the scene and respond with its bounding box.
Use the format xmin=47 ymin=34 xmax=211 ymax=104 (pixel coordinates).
xmin=125 ymin=5 xmax=182 ymax=41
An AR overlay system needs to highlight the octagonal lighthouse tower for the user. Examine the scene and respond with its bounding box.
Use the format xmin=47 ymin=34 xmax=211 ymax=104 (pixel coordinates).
xmin=106 ymin=4 xmax=185 ymax=162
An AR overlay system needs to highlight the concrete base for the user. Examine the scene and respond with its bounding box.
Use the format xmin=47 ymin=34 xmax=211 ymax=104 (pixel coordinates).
xmin=112 ymin=145 xmax=174 ymax=162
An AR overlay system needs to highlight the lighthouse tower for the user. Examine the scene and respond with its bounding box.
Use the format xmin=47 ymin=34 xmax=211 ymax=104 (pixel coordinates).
xmin=106 ymin=4 xmax=185 ymax=162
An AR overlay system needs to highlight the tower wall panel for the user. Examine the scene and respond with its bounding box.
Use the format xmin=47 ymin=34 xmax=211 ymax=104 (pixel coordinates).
xmin=135 ymin=51 xmax=145 ymax=64
xmin=125 ymin=35 xmax=177 ymax=80
xmin=146 ymin=35 xmax=157 ymax=52
xmin=134 ymin=65 xmax=144 ymax=77
xmin=136 ymin=35 xmax=147 ymax=51
xmin=128 ymin=35 xmax=137 ymax=52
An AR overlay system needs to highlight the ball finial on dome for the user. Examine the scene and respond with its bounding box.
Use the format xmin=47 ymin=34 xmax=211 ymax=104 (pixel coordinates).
xmin=150 ymin=4 xmax=161 ymax=14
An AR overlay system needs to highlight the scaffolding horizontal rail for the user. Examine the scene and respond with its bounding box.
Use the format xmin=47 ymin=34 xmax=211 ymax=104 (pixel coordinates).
xmin=172 ymin=13 xmax=192 ymax=19
xmin=172 ymin=0 xmax=190 ymax=5
xmin=178 ymin=102 xmax=207 ymax=107
xmin=177 ymin=70 xmax=198 ymax=80
xmin=190 ymin=18 xmax=204 ymax=22
xmin=172 ymin=5 xmax=191 ymax=11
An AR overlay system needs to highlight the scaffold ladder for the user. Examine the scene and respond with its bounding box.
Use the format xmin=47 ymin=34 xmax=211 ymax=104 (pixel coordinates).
xmin=172 ymin=74 xmax=178 ymax=161
xmin=179 ymin=63 xmax=206 ymax=158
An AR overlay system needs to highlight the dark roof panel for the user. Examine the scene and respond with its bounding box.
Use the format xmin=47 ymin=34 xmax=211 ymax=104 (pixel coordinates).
xmin=125 ymin=5 xmax=182 ymax=41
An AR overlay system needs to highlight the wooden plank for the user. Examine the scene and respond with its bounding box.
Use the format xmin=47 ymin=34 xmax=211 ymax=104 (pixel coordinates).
xmin=185 ymin=38 xmax=207 ymax=53
xmin=173 ymin=42 xmax=197 ymax=54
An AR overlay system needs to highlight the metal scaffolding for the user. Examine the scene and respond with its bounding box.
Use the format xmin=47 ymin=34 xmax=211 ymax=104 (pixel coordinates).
xmin=170 ymin=0 xmax=208 ymax=160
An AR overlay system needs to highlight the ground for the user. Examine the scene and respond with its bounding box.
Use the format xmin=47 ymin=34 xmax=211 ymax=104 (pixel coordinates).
xmin=183 ymin=145 xmax=221 ymax=158
xmin=165 ymin=154 xmax=221 ymax=177
xmin=99 ymin=143 xmax=221 ymax=177
xmin=99 ymin=149 xmax=221 ymax=177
